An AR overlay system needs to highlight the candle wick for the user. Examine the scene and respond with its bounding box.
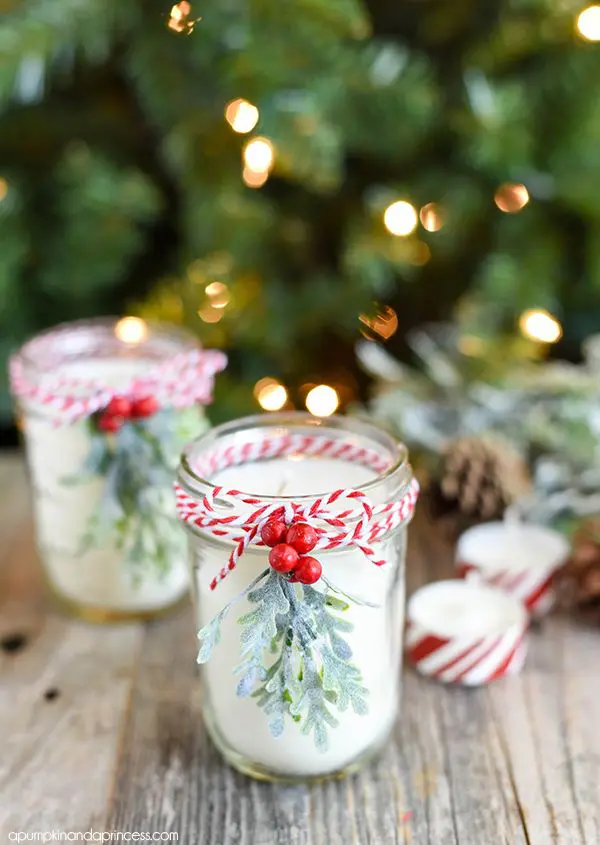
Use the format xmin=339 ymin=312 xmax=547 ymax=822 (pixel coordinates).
xmin=276 ymin=477 xmax=290 ymax=496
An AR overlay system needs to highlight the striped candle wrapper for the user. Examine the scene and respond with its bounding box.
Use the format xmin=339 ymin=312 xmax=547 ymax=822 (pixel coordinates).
xmin=456 ymin=560 xmax=556 ymax=616
xmin=406 ymin=580 xmax=529 ymax=686
xmin=456 ymin=522 xmax=570 ymax=617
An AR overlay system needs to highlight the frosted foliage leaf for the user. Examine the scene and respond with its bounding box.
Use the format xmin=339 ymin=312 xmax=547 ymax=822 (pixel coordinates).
xmin=197 ymin=606 xmax=229 ymax=663
xmin=233 ymin=574 xmax=369 ymax=750
xmin=65 ymin=412 xmax=193 ymax=579
xmin=235 ymin=571 xmax=290 ymax=698
xmin=196 ymin=569 xmax=369 ymax=750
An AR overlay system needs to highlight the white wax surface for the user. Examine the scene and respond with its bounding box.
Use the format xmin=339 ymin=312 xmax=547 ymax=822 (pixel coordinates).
xmin=192 ymin=454 xmax=406 ymax=777
xmin=457 ymin=521 xmax=569 ymax=573
xmin=22 ymin=359 xmax=189 ymax=612
xmin=408 ymin=580 xmax=526 ymax=639
xmin=211 ymin=456 xmax=374 ymax=496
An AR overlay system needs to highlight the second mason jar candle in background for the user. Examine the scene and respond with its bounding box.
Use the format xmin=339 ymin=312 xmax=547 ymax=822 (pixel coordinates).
xmin=175 ymin=413 xmax=418 ymax=782
xmin=10 ymin=317 xmax=226 ymax=622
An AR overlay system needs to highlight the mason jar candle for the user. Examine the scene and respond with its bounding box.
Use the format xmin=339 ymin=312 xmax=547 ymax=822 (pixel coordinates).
xmin=10 ymin=317 xmax=226 ymax=622
xmin=175 ymin=413 xmax=418 ymax=782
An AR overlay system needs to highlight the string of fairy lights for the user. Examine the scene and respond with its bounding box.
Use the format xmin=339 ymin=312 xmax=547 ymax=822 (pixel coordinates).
xmin=218 ymin=94 xmax=567 ymax=412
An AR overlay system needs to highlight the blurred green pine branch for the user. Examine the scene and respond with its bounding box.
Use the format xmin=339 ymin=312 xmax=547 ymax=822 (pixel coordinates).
xmin=0 ymin=0 xmax=599 ymax=423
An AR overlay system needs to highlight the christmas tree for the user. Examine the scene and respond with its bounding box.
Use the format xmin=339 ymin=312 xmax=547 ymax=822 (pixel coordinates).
xmin=1 ymin=0 xmax=599 ymax=426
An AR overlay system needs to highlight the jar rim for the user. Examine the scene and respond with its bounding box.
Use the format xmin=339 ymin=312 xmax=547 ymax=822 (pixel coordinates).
xmin=178 ymin=411 xmax=411 ymax=502
xmin=15 ymin=316 xmax=199 ymax=375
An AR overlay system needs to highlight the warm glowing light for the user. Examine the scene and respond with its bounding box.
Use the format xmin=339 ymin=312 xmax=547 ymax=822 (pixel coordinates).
xmin=576 ymin=5 xmax=600 ymax=40
xmin=359 ymin=306 xmax=399 ymax=340
xmin=243 ymin=137 xmax=274 ymax=174
xmin=411 ymin=241 xmax=431 ymax=266
xmin=167 ymin=1 xmax=200 ymax=33
xmin=205 ymin=281 xmax=230 ymax=308
xmin=305 ymin=385 xmax=339 ymax=417
xmin=115 ymin=317 xmax=148 ymax=345
xmin=383 ymin=200 xmax=418 ymax=237
xmin=419 ymin=203 xmax=444 ymax=232
xmin=519 ymin=309 xmax=562 ymax=344
xmin=225 ymin=99 xmax=259 ymax=134
xmin=494 ymin=183 xmax=530 ymax=213
xmin=254 ymin=378 xmax=288 ymax=411
xmin=198 ymin=306 xmax=223 ymax=324
xmin=242 ymin=166 xmax=269 ymax=188
xmin=0 ymin=178 xmax=8 ymax=202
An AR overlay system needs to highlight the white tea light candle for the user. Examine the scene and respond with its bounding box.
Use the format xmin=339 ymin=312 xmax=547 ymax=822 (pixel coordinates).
xmin=456 ymin=521 xmax=569 ymax=615
xmin=406 ymin=580 xmax=529 ymax=685
xmin=176 ymin=414 xmax=418 ymax=782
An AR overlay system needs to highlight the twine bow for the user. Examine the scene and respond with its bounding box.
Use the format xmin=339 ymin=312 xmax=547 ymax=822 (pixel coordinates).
xmin=175 ymin=476 xmax=420 ymax=590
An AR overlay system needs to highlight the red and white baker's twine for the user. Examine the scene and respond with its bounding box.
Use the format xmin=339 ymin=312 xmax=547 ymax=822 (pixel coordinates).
xmin=9 ymin=325 xmax=227 ymax=424
xmin=175 ymin=432 xmax=419 ymax=590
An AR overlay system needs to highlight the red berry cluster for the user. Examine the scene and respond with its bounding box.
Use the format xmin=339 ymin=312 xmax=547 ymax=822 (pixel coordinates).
xmin=96 ymin=394 xmax=160 ymax=433
xmin=260 ymin=520 xmax=322 ymax=585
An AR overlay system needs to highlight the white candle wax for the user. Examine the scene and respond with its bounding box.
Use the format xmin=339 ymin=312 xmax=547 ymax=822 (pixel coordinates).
xmin=408 ymin=580 xmax=526 ymax=639
xmin=23 ymin=359 xmax=190 ymax=613
xmin=193 ymin=456 xmax=406 ymax=778
xmin=457 ymin=521 xmax=569 ymax=575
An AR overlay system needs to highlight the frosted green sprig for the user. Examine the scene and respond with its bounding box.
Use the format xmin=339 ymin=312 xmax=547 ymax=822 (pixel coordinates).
xmin=196 ymin=569 xmax=369 ymax=751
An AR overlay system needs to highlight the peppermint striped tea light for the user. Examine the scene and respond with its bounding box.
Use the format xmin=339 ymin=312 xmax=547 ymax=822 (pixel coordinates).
xmin=406 ymin=580 xmax=528 ymax=686
xmin=456 ymin=521 xmax=570 ymax=616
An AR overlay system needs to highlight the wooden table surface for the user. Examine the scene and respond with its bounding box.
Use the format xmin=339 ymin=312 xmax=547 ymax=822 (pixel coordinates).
xmin=1 ymin=452 xmax=599 ymax=844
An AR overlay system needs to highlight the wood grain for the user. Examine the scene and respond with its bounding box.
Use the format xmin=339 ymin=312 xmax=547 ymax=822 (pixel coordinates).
xmin=0 ymin=456 xmax=143 ymax=836
xmin=0 ymin=455 xmax=598 ymax=843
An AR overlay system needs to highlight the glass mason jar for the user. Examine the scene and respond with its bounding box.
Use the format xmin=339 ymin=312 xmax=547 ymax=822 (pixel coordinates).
xmin=176 ymin=413 xmax=417 ymax=782
xmin=10 ymin=317 xmax=226 ymax=622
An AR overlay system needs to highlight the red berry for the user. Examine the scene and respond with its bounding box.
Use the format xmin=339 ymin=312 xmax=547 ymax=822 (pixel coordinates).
xmin=268 ymin=544 xmax=299 ymax=574
xmin=97 ymin=413 xmax=123 ymax=434
xmin=260 ymin=519 xmax=287 ymax=548
xmin=105 ymin=396 xmax=132 ymax=418
xmin=293 ymin=556 xmax=322 ymax=585
xmin=286 ymin=522 xmax=318 ymax=554
xmin=131 ymin=395 xmax=160 ymax=418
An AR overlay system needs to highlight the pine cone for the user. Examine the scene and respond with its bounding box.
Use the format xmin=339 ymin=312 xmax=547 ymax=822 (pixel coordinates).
xmin=430 ymin=434 xmax=531 ymax=526
xmin=556 ymin=517 xmax=600 ymax=622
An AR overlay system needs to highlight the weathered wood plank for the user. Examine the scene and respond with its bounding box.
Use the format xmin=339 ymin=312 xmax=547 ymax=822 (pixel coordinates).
xmin=487 ymin=615 xmax=600 ymax=845
xmin=0 ymin=460 xmax=143 ymax=837
xmin=562 ymin=620 xmax=600 ymax=845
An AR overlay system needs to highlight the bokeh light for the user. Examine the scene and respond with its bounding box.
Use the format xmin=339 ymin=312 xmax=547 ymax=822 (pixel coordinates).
xmin=419 ymin=203 xmax=444 ymax=232
xmin=410 ymin=241 xmax=431 ymax=266
xmin=205 ymin=281 xmax=230 ymax=308
xmin=243 ymin=137 xmax=274 ymax=174
xmin=254 ymin=378 xmax=288 ymax=411
xmin=494 ymin=183 xmax=530 ymax=213
xmin=114 ymin=317 xmax=148 ymax=345
xmin=242 ymin=166 xmax=269 ymax=188
xmin=576 ymin=5 xmax=600 ymax=40
xmin=383 ymin=200 xmax=418 ymax=236
xmin=305 ymin=384 xmax=339 ymax=417
xmin=167 ymin=1 xmax=198 ymax=33
xmin=519 ymin=309 xmax=562 ymax=343
xmin=359 ymin=305 xmax=399 ymax=340
xmin=198 ymin=306 xmax=224 ymax=324
xmin=225 ymin=99 xmax=259 ymax=134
